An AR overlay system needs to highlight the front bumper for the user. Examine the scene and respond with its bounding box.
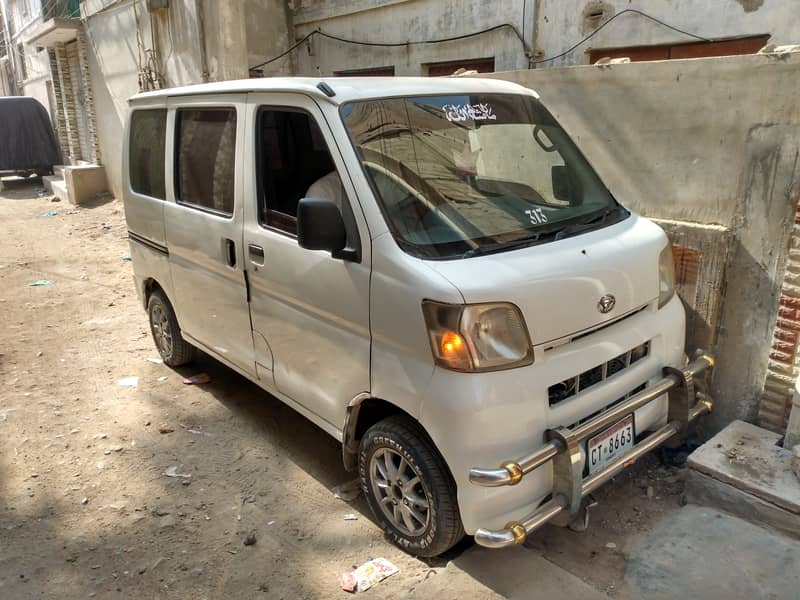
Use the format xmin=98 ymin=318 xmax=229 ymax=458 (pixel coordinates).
xmin=469 ymin=354 xmax=714 ymax=548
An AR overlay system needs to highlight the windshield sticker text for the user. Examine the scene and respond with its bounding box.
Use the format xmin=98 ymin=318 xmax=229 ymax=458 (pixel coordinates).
xmin=442 ymin=103 xmax=497 ymax=122
xmin=525 ymin=208 xmax=548 ymax=225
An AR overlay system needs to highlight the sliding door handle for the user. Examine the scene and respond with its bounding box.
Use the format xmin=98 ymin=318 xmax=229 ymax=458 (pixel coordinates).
xmin=248 ymin=244 xmax=264 ymax=265
xmin=224 ymin=238 xmax=236 ymax=267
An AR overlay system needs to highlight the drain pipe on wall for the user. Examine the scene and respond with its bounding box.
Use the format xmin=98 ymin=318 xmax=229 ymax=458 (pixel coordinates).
xmin=195 ymin=0 xmax=209 ymax=82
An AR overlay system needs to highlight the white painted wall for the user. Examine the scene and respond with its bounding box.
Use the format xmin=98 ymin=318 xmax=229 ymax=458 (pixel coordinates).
xmin=82 ymin=0 xmax=289 ymax=198
xmin=289 ymin=0 xmax=534 ymax=76
xmin=535 ymin=0 xmax=797 ymax=67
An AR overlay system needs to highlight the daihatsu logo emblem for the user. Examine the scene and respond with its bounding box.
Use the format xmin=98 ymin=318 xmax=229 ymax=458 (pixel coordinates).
xmin=597 ymin=294 xmax=616 ymax=314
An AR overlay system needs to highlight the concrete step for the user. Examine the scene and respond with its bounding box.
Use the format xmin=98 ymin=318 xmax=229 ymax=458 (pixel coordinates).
xmin=50 ymin=177 xmax=69 ymax=203
xmin=53 ymin=164 xmax=67 ymax=178
xmin=42 ymin=174 xmax=63 ymax=194
xmin=686 ymin=420 xmax=800 ymax=538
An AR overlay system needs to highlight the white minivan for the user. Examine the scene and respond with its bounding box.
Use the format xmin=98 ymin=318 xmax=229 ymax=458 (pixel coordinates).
xmin=123 ymin=77 xmax=713 ymax=556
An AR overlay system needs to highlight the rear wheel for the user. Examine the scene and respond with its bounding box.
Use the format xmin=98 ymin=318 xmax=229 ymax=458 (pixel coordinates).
xmin=147 ymin=289 xmax=194 ymax=366
xmin=359 ymin=415 xmax=464 ymax=557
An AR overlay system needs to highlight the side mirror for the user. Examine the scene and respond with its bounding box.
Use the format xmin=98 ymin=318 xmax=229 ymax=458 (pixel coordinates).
xmin=552 ymin=165 xmax=581 ymax=205
xmin=297 ymin=197 xmax=347 ymax=255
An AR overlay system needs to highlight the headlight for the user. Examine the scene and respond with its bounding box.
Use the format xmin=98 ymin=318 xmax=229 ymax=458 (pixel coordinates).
xmin=658 ymin=243 xmax=676 ymax=308
xmin=422 ymin=301 xmax=533 ymax=372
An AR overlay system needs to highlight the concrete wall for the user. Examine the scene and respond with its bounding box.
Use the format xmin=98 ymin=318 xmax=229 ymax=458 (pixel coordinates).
xmin=289 ymin=0 xmax=534 ymax=76
xmin=536 ymin=0 xmax=798 ymax=67
xmin=284 ymin=0 xmax=795 ymax=75
xmin=490 ymin=52 xmax=800 ymax=433
xmin=82 ymin=0 xmax=289 ymax=199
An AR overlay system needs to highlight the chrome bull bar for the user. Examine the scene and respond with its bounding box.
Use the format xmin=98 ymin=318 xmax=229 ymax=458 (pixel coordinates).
xmin=471 ymin=354 xmax=715 ymax=549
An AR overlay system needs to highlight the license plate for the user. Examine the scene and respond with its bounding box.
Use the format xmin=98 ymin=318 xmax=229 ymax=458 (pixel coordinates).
xmin=587 ymin=414 xmax=635 ymax=474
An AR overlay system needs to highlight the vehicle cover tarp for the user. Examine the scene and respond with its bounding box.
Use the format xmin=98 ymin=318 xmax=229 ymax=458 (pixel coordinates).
xmin=0 ymin=97 xmax=62 ymax=173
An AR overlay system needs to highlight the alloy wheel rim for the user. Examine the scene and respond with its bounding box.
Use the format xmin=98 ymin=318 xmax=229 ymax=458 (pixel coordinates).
xmin=369 ymin=448 xmax=431 ymax=536
xmin=151 ymin=305 xmax=173 ymax=357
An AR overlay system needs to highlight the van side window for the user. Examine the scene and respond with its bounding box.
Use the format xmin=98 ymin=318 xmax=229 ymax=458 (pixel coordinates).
xmin=175 ymin=108 xmax=237 ymax=216
xmin=130 ymin=109 xmax=166 ymax=199
xmin=256 ymin=109 xmax=343 ymax=236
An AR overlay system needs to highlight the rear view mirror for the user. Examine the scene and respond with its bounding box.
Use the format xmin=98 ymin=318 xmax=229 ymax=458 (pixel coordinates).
xmin=552 ymin=165 xmax=581 ymax=205
xmin=297 ymin=197 xmax=347 ymax=256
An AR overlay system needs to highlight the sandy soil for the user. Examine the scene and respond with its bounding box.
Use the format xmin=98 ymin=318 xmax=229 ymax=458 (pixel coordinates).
xmin=0 ymin=178 xmax=689 ymax=599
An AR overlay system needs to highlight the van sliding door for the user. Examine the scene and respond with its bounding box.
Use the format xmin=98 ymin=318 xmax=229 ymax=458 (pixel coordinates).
xmin=163 ymin=95 xmax=255 ymax=376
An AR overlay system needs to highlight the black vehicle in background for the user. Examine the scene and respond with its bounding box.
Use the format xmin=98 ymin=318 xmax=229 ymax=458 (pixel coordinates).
xmin=0 ymin=96 xmax=62 ymax=179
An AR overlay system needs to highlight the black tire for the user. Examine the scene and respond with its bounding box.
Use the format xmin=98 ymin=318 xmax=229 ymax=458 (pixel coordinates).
xmin=359 ymin=415 xmax=464 ymax=557
xmin=147 ymin=289 xmax=194 ymax=367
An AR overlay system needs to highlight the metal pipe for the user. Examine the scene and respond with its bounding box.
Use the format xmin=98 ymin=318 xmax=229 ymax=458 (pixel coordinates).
xmin=569 ymin=375 xmax=677 ymax=441
xmin=194 ymin=0 xmax=209 ymax=82
xmin=469 ymin=440 xmax=560 ymax=486
xmin=469 ymin=355 xmax=714 ymax=488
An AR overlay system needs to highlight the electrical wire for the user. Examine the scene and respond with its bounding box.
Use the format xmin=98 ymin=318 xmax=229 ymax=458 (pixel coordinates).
xmin=530 ymin=8 xmax=710 ymax=66
xmin=251 ymin=23 xmax=528 ymax=71
xmin=250 ymin=7 xmax=711 ymax=72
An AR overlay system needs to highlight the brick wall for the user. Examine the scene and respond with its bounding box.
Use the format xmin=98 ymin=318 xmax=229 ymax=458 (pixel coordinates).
xmin=758 ymin=204 xmax=800 ymax=432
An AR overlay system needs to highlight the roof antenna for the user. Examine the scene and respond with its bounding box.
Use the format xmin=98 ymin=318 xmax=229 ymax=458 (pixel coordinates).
xmin=316 ymin=68 xmax=336 ymax=97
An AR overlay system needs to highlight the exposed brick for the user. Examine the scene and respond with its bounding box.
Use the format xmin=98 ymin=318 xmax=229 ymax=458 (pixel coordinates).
xmin=780 ymin=294 xmax=800 ymax=308
xmin=776 ymin=317 xmax=800 ymax=332
xmin=770 ymin=350 xmax=794 ymax=364
xmin=767 ymin=359 xmax=795 ymax=376
xmin=778 ymin=306 xmax=800 ymax=320
xmin=772 ymin=339 xmax=797 ymax=354
xmin=784 ymin=271 xmax=800 ymax=286
xmin=774 ymin=329 xmax=799 ymax=344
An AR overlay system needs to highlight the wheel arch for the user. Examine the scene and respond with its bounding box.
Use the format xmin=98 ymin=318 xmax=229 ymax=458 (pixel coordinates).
xmin=342 ymin=396 xmax=444 ymax=474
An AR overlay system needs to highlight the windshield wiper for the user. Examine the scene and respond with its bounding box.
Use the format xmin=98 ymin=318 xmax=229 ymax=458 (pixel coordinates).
xmin=553 ymin=205 xmax=625 ymax=240
xmin=462 ymin=227 xmax=562 ymax=258
xmin=461 ymin=205 xmax=626 ymax=258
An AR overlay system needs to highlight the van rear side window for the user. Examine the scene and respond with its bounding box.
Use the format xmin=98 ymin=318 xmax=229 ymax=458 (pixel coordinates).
xmin=129 ymin=109 xmax=167 ymax=199
xmin=175 ymin=108 xmax=237 ymax=216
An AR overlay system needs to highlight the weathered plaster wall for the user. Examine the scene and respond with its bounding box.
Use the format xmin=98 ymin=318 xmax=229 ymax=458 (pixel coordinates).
xmin=535 ymin=0 xmax=797 ymax=67
xmin=289 ymin=0 xmax=533 ymax=76
xmin=490 ymin=52 xmax=800 ymax=433
xmin=82 ymin=0 xmax=287 ymax=198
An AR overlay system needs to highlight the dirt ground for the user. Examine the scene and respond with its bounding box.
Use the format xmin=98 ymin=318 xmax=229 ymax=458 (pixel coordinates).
xmin=0 ymin=178 xmax=692 ymax=599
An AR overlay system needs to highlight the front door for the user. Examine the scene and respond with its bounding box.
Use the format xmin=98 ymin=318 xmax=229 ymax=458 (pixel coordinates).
xmin=163 ymin=95 xmax=255 ymax=375
xmin=242 ymin=93 xmax=371 ymax=430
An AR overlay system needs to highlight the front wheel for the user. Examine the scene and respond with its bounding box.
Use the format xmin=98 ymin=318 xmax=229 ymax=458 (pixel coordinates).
xmin=359 ymin=415 xmax=464 ymax=557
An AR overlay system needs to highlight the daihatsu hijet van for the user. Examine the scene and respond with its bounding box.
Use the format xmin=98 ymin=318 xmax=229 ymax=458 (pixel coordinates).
xmin=123 ymin=77 xmax=714 ymax=557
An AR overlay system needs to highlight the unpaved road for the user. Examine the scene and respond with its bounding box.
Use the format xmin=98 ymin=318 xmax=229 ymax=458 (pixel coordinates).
xmin=0 ymin=179 xmax=689 ymax=599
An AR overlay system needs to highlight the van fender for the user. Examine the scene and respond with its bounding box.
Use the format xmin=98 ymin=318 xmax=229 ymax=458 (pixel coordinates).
xmin=342 ymin=392 xmax=371 ymax=471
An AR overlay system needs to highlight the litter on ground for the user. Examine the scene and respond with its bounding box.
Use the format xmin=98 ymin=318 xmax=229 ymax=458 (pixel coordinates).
xmin=339 ymin=558 xmax=399 ymax=593
xmin=28 ymin=279 xmax=54 ymax=287
xmin=183 ymin=373 xmax=210 ymax=385
xmin=117 ymin=376 xmax=139 ymax=387
xmin=163 ymin=465 xmax=191 ymax=479
xmin=41 ymin=210 xmax=57 ymax=217
xmin=344 ymin=514 xmax=358 ymax=520
xmin=146 ymin=357 xmax=163 ymax=364
xmin=121 ymin=252 xmax=132 ymax=261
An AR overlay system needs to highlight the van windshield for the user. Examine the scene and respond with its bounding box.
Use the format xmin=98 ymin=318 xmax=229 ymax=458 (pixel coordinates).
xmin=340 ymin=94 xmax=627 ymax=259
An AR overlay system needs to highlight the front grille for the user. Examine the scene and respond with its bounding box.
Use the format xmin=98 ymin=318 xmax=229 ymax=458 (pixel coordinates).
xmin=548 ymin=341 xmax=650 ymax=406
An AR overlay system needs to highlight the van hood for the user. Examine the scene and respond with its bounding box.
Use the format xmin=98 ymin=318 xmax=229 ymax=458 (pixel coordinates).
xmin=423 ymin=215 xmax=667 ymax=345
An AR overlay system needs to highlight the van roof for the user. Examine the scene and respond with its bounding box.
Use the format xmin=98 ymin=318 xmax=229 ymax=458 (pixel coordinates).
xmin=128 ymin=76 xmax=538 ymax=106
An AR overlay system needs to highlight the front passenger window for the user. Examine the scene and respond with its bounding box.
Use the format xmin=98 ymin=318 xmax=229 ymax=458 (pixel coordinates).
xmin=256 ymin=109 xmax=345 ymax=236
